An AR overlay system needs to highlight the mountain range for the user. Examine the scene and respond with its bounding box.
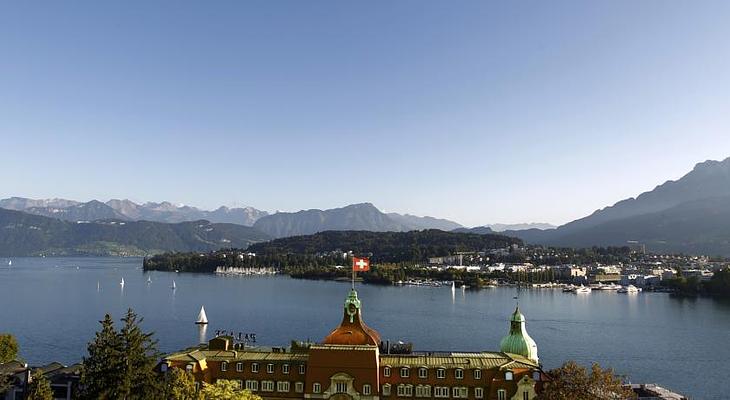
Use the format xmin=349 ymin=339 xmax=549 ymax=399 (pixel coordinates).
xmin=3 ymin=156 xmax=730 ymax=256
xmin=0 ymin=208 xmax=271 ymax=256
xmin=0 ymin=197 xmax=268 ymax=226
xmin=504 ymin=157 xmax=730 ymax=256
xmin=252 ymin=203 xmax=463 ymax=238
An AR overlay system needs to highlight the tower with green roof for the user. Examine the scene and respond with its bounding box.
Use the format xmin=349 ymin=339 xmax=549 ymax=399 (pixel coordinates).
xmin=499 ymin=306 xmax=539 ymax=363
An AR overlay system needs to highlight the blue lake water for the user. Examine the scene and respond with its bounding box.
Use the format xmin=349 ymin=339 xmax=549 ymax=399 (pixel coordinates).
xmin=1 ymin=257 xmax=728 ymax=399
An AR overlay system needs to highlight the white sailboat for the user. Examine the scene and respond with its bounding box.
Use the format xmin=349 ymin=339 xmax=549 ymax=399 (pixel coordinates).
xmin=147 ymin=276 xmax=152 ymax=284
xmin=120 ymin=277 xmax=125 ymax=287
xmin=97 ymin=281 xmax=100 ymax=291
xmin=451 ymin=281 xmax=456 ymax=292
xmin=171 ymin=280 xmax=176 ymax=290
xmin=196 ymin=306 xmax=208 ymax=325
xmin=7 ymin=260 xmax=11 ymax=266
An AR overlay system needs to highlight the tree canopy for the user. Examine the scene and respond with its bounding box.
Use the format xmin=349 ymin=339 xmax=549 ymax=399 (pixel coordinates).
xmin=537 ymin=361 xmax=636 ymax=400
xmin=79 ymin=309 xmax=162 ymax=399
xmin=26 ymin=371 xmax=53 ymax=400
xmin=0 ymin=334 xmax=18 ymax=363
xmin=199 ymin=380 xmax=261 ymax=400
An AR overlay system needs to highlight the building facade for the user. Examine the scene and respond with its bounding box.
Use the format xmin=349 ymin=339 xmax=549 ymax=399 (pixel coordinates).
xmin=161 ymin=289 xmax=545 ymax=400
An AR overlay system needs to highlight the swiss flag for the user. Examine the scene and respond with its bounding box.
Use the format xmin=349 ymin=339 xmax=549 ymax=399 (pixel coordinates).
xmin=352 ymin=257 xmax=370 ymax=272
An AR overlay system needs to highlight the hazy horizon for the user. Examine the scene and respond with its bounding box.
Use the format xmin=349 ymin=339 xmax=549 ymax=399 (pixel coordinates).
xmin=2 ymin=1 xmax=730 ymax=226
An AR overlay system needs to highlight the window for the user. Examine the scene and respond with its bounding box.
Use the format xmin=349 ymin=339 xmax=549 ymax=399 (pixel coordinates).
xmin=523 ymin=392 xmax=529 ymax=400
xmin=251 ymin=363 xmax=259 ymax=373
xmin=363 ymin=384 xmax=372 ymax=395
xmin=415 ymin=385 xmax=431 ymax=398
xmin=313 ymin=383 xmax=322 ymax=393
xmin=382 ymin=384 xmax=391 ymax=396
xmin=160 ymin=364 xmax=168 ymax=372
xmin=246 ymin=380 xmax=259 ymax=391
xmin=299 ymin=364 xmax=306 ymax=375
xmin=474 ymin=388 xmax=484 ymax=399
xmin=436 ymin=369 xmax=446 ymax=379
xmin=221 ymin=361 xmax=228 ymax=372
xmin=497 ymin=389 xmax=507 ymax=400
xmin=434 ymin=387 xmax=449 ymax=398
xmin=455 ymin=369 xmax=464 ymax=379
xmin=277 ymin=381 xmax=290 ymax=392
xmin=384 ymin=367 xmax=391 ymax=377
xmin=237 ymin=380 xmax=244 ymax=389
xmin=185 ymin=364 xmax=193 ymax=373
xmin=261 ymin=381 xmax=275 ymax=392
xmin=295 ymin=382 xmax=304 ymax=393
xmin=282 ymin=364 xmax=290 ymax=374
xmin=505 ymin=371 xmax=513 ymax=381
xmin=532 ymin=371 xmax=540 ymax=381
xmin=401 ymin=368 xmax=410 ymax=378
xmin=473 ymin=369 xmax=481 ymax=380
xmin=452 ymin=387 xmax=467 ymax=398
xmin=397 ymin=384 xmax=413 ymax=397
xmin=267 ymin=364 xmax=275 ymax=374
xmin=195 ymin=382 xmax=200 ymax=391
xmin=236 ymin=362 xmax=243 ymax=372
xmin=336 ymin=382 xmax=348 ymax=393
xmin=418 ymin=368 xmax=427 ymax=379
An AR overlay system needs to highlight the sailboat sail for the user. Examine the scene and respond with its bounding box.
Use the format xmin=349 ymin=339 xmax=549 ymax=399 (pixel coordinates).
xmin=171 ymin=280 xmax=176 ymax=289
xmin=147 ymin=276 xmax=151 ymax=283
xmin=196 ymin=306 xmax=208 ymax=324
xmin=120 ymin=278 xmax=125 ymax=286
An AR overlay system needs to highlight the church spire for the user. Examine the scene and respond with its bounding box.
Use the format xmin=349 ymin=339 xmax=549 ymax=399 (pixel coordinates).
xmin=499 ymin=306 xmax=539 ymax=363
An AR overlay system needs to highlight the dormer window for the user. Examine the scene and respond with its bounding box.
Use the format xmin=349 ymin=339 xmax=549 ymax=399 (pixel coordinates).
xmin=505 ymin=371 xmax=513 ymax=381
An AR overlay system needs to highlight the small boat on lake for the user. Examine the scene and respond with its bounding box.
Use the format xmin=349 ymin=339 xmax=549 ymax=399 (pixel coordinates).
xmin=120 ymin=278 xmax=125 ymax=287
xmin=618 ymin=284 xmax=640 ymax=294
xmin=147 ymin=276 xmax=152 ymax=284
xmin=575 ymin=285 xmax=592 ymax=294
xmin=196 ymin=306 xmax=208 ymax=325
xmin=171 ymin=280 xmax=176 ymax=290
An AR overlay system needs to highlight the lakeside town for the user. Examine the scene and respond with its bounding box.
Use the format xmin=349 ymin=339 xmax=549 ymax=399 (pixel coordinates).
xmin=148 ymin=242 xmax=730 ymax=298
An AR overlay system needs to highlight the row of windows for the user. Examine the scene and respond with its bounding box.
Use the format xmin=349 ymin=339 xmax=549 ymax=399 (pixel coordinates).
xmin=383 ymin=367 xmax=483 ymax=380
xmin=383 ymin=384 xmax=503 ymax=399
xmin=221 ymin=362 xmax=305 ymax=375
xmin=238 ymin=380 xmax=304 ymax=393
xmin=382 ymin=367 xmax=532 ymax=382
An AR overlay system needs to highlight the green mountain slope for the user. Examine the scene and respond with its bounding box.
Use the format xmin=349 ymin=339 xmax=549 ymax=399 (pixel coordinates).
xmin=0 ymin=208 xmax=271 ymax=256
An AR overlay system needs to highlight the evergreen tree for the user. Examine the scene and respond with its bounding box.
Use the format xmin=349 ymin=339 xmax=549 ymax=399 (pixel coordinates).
xmin=118 ymin=308 xmax=163 ymax=399
xmin=79 ymin=314 xmax=124 ymax=399
xmin=163 ymin=367 xmax=198 ymax=400
xmin=26 ymin=371 xmax=53 ymax=400
xmin=0 ymin=334 xmax=18 ymax=363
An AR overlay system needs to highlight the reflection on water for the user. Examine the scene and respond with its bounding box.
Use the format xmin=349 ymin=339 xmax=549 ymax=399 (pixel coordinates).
xmin=1 ymin=257 xmax=729 ymax=399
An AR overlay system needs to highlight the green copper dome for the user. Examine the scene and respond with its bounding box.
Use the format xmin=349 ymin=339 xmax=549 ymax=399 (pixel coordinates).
xmin=499 ymin=306 xmax=539 ymax=363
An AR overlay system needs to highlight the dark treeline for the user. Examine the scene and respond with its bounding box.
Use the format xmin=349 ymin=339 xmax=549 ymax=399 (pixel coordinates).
xmin=143 ymin=252 xmax=347 ymax=272
xmin=246 ymin=230 xmax=522 ymax=263
xmin=663 ymin=268 xmax=730 ymax=297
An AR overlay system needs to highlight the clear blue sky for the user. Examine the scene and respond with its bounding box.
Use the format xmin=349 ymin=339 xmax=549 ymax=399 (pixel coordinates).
xmin=1 ymin=1 xmax=729 ymax=227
